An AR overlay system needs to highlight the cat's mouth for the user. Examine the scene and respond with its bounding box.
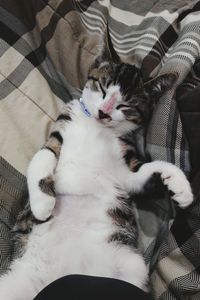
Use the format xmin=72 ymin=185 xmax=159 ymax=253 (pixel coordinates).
xmin=98 ymin=110 xmax=112 ymax=121
xmin=95 ymin=110 xmax=114 ymax=127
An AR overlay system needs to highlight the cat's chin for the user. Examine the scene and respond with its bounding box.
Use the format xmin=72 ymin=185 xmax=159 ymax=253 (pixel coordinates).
xmin=95 ymin=117 xmax=138 ymax=135
xmin=95 ymin=117 xmax=114 ymax=127
xmin=94 ymin=117 xmax=124 ymax=132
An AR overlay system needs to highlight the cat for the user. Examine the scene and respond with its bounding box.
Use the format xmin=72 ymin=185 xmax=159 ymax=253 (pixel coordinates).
xmin=0 ymin=39 xmax=193 ymax=300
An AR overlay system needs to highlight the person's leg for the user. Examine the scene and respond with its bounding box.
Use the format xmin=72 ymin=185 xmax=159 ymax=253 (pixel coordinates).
xmin=34 ymin=275 xmax=152 ymax=300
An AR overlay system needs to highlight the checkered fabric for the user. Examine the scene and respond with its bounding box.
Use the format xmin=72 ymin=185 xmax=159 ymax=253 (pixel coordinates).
xmin=0 ymin=1 xmax=200 ymax=299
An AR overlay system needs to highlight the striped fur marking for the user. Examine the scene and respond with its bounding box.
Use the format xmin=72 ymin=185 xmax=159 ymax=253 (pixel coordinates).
xmin=12 ymin=202 xmax=50 ymax=256
xmin=44 ymin=146 xmax=57 ymax=156
xmin=108 ymin=194 xmax=138 ymax=247
xmin=56 ymin=113 xmax=71 ymax=122
xmin=44 ymin=131 xmax=63 ymax=157
xmin=50 ymin=131 xmax=63 ymax=144
xmin=123 ymin=150 xmax=141 ymax=172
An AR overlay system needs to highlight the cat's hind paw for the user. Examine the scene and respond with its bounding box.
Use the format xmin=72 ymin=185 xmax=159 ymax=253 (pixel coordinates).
xmin=30 ymin=192 xmax=56 ymax=221
xmin=161 ymin=171 xmax=193 ymax=208
xmin=29 ymin=175 xmax=56 ymax=221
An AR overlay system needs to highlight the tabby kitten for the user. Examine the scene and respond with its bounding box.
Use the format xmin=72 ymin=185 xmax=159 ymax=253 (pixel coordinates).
xmin=0 ymin=40 xmax=193 ymax=300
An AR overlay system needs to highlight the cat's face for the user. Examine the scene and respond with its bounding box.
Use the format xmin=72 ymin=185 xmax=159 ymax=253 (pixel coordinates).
xmin=82 ymin=38 xmax=177 ymax=133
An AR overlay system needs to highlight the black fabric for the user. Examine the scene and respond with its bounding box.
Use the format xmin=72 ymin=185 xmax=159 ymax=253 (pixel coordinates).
xmin=34 ymin=275 xmax=152 ymax=300
xmin=177 ymin=84 xmax=200 ymax=179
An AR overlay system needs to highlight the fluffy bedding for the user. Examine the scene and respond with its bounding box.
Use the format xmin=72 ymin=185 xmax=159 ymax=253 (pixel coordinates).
xmin=0 ymin=0 xmax=200 ymax=298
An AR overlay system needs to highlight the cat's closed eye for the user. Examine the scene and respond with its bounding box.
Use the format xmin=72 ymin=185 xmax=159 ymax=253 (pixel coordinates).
xmin=98 ymin=81 xmax=106 ymax=98
xmin=116 ymin=104 xmax=130 ymax=110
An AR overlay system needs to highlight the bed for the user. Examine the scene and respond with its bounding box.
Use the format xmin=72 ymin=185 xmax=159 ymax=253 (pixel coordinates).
xmin=0 ymin=0 xmax=200 ymax=298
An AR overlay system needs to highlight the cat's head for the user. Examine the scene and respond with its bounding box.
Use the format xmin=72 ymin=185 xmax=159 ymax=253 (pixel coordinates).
xmin=82 ymin=31 xmax=177 ymax=133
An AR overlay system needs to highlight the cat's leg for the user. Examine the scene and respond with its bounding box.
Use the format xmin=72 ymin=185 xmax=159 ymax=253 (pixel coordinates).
xmin=0 ymin=263 xmax=40 ymax=300
xmin=116 ymin=247 xmax=148 ymax=291
xmin=125 ymin=161 xmax=193 ymax=208
xmin=28 ymin=104 xmax=72 ymax=221
xmin=27 ymin=147 xmax=57 ymax=221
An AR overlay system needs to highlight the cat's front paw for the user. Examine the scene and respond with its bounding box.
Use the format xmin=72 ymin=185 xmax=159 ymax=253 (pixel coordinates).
xmin=161 ymin=171 xmax=193 ymax=208
xmin=30 ymin=192 xmax=56 ymax=221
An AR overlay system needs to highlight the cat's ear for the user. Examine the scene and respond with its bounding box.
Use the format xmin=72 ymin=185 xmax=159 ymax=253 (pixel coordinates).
xmin=144 ymin=72 xmax=178 ymax=101
xmin=92 ymin=25 xmax=121 ymax=68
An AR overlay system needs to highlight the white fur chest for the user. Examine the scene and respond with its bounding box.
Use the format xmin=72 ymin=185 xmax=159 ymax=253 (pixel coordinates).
xmin=55 ymin=102 xmax=125 ymax=196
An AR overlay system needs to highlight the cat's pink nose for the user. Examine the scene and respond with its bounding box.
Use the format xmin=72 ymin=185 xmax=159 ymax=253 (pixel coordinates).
xmin=101 ymin=92 xmax=117 ymax=114
xmin=98 ymin=110 xmax=111 ymax=120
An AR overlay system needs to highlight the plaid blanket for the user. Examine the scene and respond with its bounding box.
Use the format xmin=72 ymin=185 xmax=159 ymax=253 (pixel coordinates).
xmin=0 ymin=0 xmax=200 ymax=299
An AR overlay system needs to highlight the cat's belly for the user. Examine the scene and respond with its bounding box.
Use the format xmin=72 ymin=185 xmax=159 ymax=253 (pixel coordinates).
xmin=19 ymin=194 xmax=147 ymax=292
xmin=31 ymin=194 xmax=114 ymax=255
xmin=52 ymin=194 xmax=113 ymax=235
xmin=25 ymin=194 xmax=119 ymax=283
